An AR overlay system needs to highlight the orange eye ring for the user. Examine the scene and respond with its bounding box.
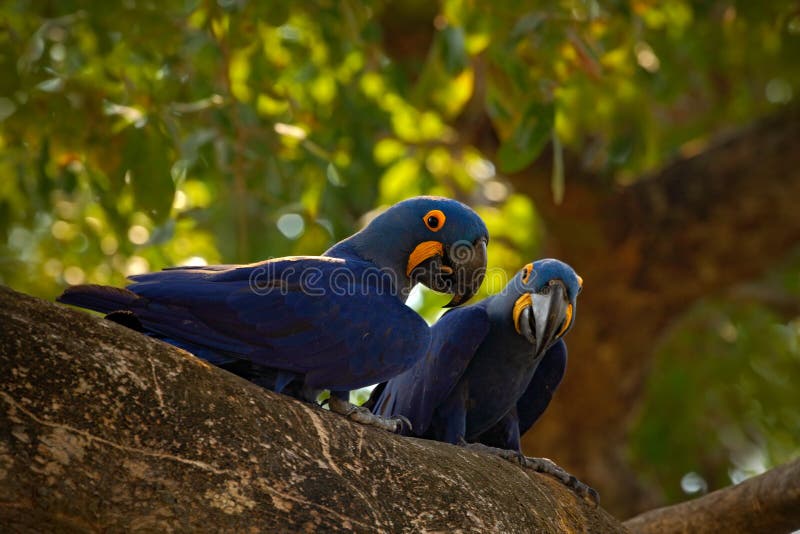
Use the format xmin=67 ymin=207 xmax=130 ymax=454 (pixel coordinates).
xmin=521 ymin=262 xmax=534 ymax=284
xmin=423 ymin=209 xmax=445 ymax=232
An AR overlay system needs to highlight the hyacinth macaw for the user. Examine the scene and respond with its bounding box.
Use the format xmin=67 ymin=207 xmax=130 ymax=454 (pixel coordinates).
xmin=366 ymin=259 xmax=597 ymax=501
xmin=58 ymin=196 xmax=488 ymax=430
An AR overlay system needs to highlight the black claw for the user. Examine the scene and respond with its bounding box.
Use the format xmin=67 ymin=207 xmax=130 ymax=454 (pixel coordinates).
xmin=508 ymin=453 xmax=599 ymax=505
xmin=393 ymin=415 xmax=413 ymax=433
xmin=456 ymin=443 xmax=600 ymax=504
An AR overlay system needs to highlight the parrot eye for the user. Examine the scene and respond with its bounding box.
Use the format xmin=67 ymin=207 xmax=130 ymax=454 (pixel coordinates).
xmin=423 ymin=209 xmax=445 ymax=232
xmin=521 ymin=262 xmax=534 ymax=284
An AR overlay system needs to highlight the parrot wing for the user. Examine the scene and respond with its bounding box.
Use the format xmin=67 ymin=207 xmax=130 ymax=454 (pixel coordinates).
xmin=369 ymin=304 xmax=490 ymax=435
xmin=60 ymin=256 xmax=431 ymax=390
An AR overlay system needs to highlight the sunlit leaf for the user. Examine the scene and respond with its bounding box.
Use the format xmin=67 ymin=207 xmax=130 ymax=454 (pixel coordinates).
xmin=326 ymin=162 xmax=344 ymax=187
xmin=380 ymin=157 xmax=422 ymax=203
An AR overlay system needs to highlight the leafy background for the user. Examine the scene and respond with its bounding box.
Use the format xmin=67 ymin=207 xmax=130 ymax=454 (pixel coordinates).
xmin=1 ymin=0 xmax=798 ymax=513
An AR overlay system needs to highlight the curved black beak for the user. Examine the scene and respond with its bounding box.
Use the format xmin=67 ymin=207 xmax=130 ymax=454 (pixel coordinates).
xmin=408 ymin=237 xmax=487 ymax=307
xmin=517 ymin=280 xmax=571 ymax=357
xmin=442 ymin=237 xmax=487 ymax=308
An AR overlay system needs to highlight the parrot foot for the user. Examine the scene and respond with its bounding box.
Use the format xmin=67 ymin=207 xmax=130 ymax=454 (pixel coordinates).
xmin=460 ymin=441 xmax=599 ymax=505
xmin=522 ymin=456 xmax=599 ymax=505
xmin=327 ymin=396 xmax=411 ymax=433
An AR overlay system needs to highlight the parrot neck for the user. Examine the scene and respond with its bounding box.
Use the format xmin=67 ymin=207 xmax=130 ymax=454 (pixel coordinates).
xmin=325 ymin=235 xmax=413 ymax=302
xmin=486 ymin=293 xmax=541 ymax=354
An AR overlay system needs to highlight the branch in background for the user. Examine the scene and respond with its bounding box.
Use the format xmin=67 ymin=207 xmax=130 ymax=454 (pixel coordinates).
xmin=0 ymin=287 xmax=623 ymax=533
xmin=624 ymin=458 xmax=800 ymax=534
xmin=726 ymin=281 xmax=800 ymax=321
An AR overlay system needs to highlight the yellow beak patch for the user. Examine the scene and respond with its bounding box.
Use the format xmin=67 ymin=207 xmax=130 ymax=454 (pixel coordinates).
xmin=406 ymin=241 xmax=444 ymax=277
xmin=557 ymin=303 xmax=573 ymax=338
xmin=512 ymin=293 xmax=532 ymax=334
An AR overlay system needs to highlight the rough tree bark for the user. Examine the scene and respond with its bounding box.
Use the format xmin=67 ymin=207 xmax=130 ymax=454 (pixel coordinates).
xmin=512 ymin=110 xmax=800 ymax=516
xmin=0 ymin=286 xmax=624 ymax=533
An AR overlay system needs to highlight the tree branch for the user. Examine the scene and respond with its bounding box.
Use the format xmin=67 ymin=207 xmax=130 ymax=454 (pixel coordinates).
xmin=0 ymin=286 xmax=623 ymax=532
xmin=624 ymin=458 xmax=800 ymax=534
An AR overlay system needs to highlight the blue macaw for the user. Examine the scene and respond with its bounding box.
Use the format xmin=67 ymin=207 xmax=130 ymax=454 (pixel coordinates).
xmin=58 ymin=196 xmax=488 ymax=430
xmin=366 ymin=259 xmax=597 ymax=500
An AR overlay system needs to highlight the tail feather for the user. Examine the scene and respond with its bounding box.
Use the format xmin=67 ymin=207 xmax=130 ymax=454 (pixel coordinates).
xmin=57 ymin=284 xmax=248 ymax=366
xmin=57 ymin=285 xmax=141 ymax=315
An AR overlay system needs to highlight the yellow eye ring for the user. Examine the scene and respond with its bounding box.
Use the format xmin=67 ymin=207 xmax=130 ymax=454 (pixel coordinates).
xmin=423 ymin=209 xmax=445 ymax=232
xmin=521 ymin=262 xmax=534 ymax=284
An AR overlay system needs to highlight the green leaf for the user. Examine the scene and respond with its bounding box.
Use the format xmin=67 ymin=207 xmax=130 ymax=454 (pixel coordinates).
xmin=121 ymin=125 xmax=175 ymax=224
xmin=497 ymin=102 xmax=554 ymax=173
xmin=509 ymin=12 xmax=546 ymax=43
xmin=439 ymin=26 xmax=468 ymax=75
xmin=326 ymin=162 xmax=344 ymax=187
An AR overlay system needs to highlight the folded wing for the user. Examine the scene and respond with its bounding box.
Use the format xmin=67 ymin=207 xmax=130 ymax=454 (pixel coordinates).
xmin=59 ymin=256 xmax=430 ymax=390
xmin=369 ymin=305 xmax=490 ymax=434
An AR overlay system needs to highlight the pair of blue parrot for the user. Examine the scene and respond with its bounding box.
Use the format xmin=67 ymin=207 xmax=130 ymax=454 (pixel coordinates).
xmin=59 ymin=196 xmax=596 ymax=502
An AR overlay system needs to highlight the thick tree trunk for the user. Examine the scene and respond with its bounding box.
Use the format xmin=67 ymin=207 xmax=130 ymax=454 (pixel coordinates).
xmin=0 ymin=286 xmax=624 ymax=533
xmin=512 ymin=110 xmax=800 ymax=516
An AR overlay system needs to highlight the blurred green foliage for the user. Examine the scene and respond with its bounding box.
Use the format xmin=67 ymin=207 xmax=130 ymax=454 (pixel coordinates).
xmin=631 ymin=253 xmax=800 ymax=502
xmin=1 ymin=0 xmax=798 ymax=506
xmin=1 ymin=0 xmax=552 ymax=304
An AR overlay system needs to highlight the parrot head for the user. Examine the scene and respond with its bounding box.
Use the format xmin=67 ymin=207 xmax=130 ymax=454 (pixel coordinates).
xmin=342 ymin=196 xmax=489 ymax=307
xmin=505 ymin=258 xmax=582 ymax=358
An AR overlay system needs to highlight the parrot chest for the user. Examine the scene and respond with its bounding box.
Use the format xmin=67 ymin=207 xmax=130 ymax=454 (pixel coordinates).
xmin=463 ymin=338 xmax=540 ymax=439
